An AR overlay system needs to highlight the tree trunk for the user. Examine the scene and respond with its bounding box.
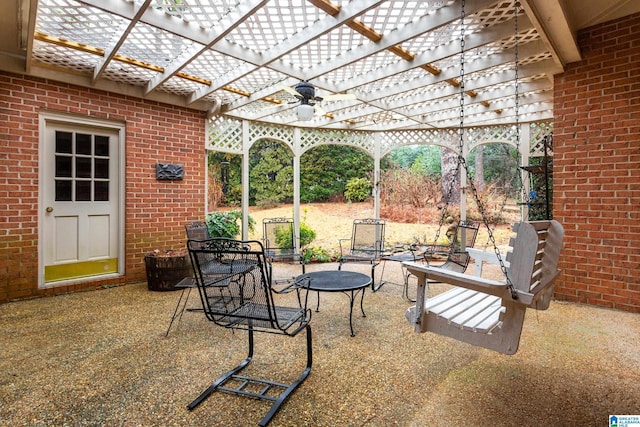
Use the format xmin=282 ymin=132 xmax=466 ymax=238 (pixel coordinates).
xmin=474 ymin=145 xmax=485 ymax=192
xmin=440 ymin=147 xmax=460 ymax=204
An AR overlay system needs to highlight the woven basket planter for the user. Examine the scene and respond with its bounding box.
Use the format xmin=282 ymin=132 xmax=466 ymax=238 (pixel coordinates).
xmin=144 ymin=250 xmax=191 ymax=291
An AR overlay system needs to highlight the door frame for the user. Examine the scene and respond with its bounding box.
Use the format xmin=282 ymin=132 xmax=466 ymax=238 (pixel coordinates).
xmin=38 ymin=111 xmax=126 ymax=288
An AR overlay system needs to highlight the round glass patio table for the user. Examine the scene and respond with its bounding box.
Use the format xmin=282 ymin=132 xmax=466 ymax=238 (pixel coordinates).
xmin=296 ymin=270 xmax=371 ymax=337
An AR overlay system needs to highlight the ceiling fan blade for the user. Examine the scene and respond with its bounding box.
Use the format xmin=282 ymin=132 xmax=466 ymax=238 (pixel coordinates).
xmin=279 ymin=83 xmax=302 ymax=97
xmin=320 ymin=93 xmax=357 ymax=101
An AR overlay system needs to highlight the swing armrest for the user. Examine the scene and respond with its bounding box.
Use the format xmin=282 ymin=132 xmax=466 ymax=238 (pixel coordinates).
xmin=403 ymin=261 xmax=535 ymax=304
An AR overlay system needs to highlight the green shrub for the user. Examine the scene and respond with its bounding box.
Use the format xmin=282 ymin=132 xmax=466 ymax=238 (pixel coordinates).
xmin=274 ymin=222 xmax=317 ymax=249
xmin=299 ymin=223 xmax=317 ymax=247
xmin=303 ymin=246 xmax=334 ymax=263
xmin=205 ymin=210 xmax=255 ymax=238
xmin=344 ymin=177 xmax=371 ymax=202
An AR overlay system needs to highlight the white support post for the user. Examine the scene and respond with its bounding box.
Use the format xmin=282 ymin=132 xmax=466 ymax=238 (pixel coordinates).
xmin=373 ymin=133 xmax=381 ymax=219
xmin=460 ymin=136 xmax=468 ymax=222
xmin=520 ymin=124 xmax=530 ymax=223
xmin=293 ymin=127 xmax=301 ymax=253
xmin=241 ymin=120 xmax=250 ymax=240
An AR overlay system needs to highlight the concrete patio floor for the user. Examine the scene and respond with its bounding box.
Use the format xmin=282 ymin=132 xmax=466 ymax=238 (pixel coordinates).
xmin=1 ymin=260 xmax=639 ymax=426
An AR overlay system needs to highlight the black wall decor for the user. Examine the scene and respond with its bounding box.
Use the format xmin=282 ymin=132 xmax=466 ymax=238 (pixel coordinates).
xmin=156 ymin=163 xmax=184 ymax=180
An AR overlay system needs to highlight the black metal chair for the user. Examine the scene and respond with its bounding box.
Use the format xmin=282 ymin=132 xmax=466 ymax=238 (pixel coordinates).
xmin=165 ymin=221 xmax=210 ymax=337
xmin=186 ymin=238 xmax=313 ymax=427
xmin=262 ymin=217 xmax=306 ymax=290
xmin=402 ymin=220 xmax=480 ymax=302
xmin=338 ymin=218 xmax=386 ymax=291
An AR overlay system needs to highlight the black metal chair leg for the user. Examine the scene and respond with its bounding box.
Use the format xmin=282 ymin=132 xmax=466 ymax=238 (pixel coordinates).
xmin=371 ymin=264 xmax=384 ymax=292
xmin=258 ymin=325 xmax=312 ymax=426
xmin=165 ymin=287 xmax=191 ymax=337
xmin=189 ymin=325 xmax=313 ymax=427
xmin=188 ymin=328 xmax=254 ymax=410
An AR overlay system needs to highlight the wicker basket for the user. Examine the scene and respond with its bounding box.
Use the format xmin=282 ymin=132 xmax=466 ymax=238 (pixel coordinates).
xmin=144 ymin=251 xmax=191 ymax=291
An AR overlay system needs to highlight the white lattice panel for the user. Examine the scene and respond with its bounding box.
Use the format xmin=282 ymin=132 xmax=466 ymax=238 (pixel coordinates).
xmin=117 ymin=22 xmax=194 ymax=70
xmin=149 ymin=0 xmax=241 ymax=30
xmin=102 ymin=62 xmax=157 ymax=87
xmin=300 ymin=129 xmax=375 ymax=154
xmin=207 ymin=116 xmax=243 ymax=152
xmin=530 ymin=121 xmax=554 ymax=157
xmin=380 ymin=129 xmax=458 ymax=157
xmin=32 ymin=41 xmax=97 ymax=74
xmin=467 ymin=126 xmax=518 ymax=151
xmin=160 ymin=76 xmax=207 ymax=96
xmin=35 ymin=0 xmax=125 ymax=49
xmin=248 ymin=123 xmax=294 ymax=149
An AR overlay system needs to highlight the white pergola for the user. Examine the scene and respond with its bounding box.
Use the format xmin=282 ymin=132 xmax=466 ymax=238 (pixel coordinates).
xmin=2 ymin=0 xmax=638 ymax=240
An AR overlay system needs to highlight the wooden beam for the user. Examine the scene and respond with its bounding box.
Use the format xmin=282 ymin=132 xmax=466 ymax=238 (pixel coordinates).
xmin=261 ymin=97 xmax=283 ymax=104
xmin=347 ymin=19 xmax=382 ymax=42
xmin=34 ymin=32 xmax=104 ymax=56
xmin=223 ymin=85 xmax=251 ymax=97
xmin=112 ymin=54 xmax=163 ymax=72
xmin=176 ymin=72 xmax=211 ymax=85
xmin=420 ymin=64 xmax=442 ymax=75
xmin=388 ymin=45 xmax=415 ymax=61
xmin=306 ymin=0 xmax=340 ymax=15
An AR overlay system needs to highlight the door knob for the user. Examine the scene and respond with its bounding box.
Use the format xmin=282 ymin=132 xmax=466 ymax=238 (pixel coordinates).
xmin=46 ymin=207 xmax=53 ymax=213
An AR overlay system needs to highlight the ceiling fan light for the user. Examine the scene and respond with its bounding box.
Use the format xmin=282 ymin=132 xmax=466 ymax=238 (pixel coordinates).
xmin=297 ymin=104 xmax=315 ymax=121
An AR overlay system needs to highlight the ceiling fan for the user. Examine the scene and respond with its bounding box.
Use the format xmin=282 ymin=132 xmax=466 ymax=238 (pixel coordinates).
xmin=280 ymin=82 xmax=356 ymax=120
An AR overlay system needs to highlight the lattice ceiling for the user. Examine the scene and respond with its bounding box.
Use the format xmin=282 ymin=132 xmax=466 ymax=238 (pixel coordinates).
xmin=28 ymin=0 xmax=562 ymax=131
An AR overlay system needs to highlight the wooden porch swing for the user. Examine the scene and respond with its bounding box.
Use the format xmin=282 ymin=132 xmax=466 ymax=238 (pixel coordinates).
xmin=403 ymin=0 xmax=564 ymax=355
xmin=404 ymin=220 xmax=563 ymax=355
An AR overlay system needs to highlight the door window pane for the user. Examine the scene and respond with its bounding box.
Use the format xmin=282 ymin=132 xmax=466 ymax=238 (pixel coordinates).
xmin=55 ymin=155 xmax=72 ymax=177
xmin=95 ymin=136 xmax=109 ymax=156
xmin=55 ymin=131 xmax=73 ymax=154
xmin=94 ymin=158 xmax=109 ymax=179
xmin=76 ymin=157 xmax=92 ymax=178
xmin=95 ymin=181 xmax=109 ymax=201
xmin=76 ymin=133 xmax=92 ymax=155
xmin=55 ymin=180 xmax=72 ymax=201
xmin=76 ymin=181 xmax=91 ymax=201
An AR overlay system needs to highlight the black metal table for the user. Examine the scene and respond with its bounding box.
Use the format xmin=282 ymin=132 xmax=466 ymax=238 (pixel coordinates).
xmin=296 ymin=270 xmax=371 ymax=337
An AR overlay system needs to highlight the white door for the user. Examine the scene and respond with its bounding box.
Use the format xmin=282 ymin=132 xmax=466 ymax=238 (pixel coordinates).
xmin=40 ymin=119 xmax=122 ymax=285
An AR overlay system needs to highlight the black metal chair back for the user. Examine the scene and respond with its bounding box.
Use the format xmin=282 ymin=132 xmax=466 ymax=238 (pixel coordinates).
xmin=347 ymin=218 xmax=386 ymax=258
xmin=263 ymin=217 xmax=295 ymax=258
xmin=437 ymin=220 xmax=480 ymax=272
xmin=188 ymin=238 xmax=312 ymax=334
xmin=164 ymin=221 xmax=211 ymax=336
xmin=184 ymin=220 xmax=209 ymax=241
xmin=338 ymin=218 xmax=386 ymax=291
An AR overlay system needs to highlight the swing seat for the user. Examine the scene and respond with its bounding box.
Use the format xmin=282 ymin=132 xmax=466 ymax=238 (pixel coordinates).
xmin=404 ymin=220 xmax=564 ymax=355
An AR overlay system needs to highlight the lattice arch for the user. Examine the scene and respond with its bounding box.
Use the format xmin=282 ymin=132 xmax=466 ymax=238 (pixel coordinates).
xmin=206 ymin=116 xmax=553 ymax=158
xmin=248 ymin=122 xmax=296 ymax=152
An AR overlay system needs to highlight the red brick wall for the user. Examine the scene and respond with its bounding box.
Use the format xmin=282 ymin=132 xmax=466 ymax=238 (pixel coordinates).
xmin=0 ymin=72 xmax=206 ymax=302
xmin=553 ymin=13 xmax=640 ymax=312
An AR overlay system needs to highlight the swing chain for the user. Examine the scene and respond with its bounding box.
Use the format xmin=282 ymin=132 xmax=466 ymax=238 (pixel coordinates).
xmin=431 ymin=0 xmax=467 ymax=250
xmin=453 ymin=0 xmax=517 ymax=299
